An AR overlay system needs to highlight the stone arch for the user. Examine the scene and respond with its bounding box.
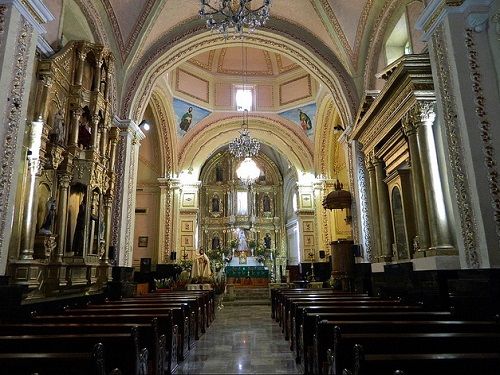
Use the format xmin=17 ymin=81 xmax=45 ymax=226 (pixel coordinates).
xmin=121 ymin=17 xmax=359 ymax=126
xmin=178 ymin=115 xmax=313 ymax=179
xmin=148 ymin=90 xmax=177 ymax=177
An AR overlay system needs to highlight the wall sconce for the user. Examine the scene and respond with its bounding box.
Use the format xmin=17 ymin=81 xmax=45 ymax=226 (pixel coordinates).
xmin=322 ymin=180 xmax=352 ymax=225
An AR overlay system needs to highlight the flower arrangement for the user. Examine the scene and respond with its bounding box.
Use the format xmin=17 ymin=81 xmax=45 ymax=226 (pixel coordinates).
xmin=229 ymin=238 xmax=239 ymax=249
xmin=248 ymin=239 xmax=257 ymax=249
xmin=179 ymin=259 xmax=193 ymax=272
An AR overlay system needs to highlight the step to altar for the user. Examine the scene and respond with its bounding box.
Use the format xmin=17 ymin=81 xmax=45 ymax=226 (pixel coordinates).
xmin=224 ymin=285 xmax=270 ymax=305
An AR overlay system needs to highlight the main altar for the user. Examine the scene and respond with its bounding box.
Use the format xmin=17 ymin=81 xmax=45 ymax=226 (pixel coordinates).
xmin=225 ymin=252 xmax=270 ymax=287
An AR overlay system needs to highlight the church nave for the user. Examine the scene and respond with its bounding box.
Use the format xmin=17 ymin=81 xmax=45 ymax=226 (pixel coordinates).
xmin=174 ymin=304 xmax=300 ymax=375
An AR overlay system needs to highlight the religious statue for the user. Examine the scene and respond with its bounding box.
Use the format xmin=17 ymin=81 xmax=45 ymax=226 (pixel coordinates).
xmin=73 ymin=200 xmax=86 ymax=255
xmin=179 ymin=107 xmax=193 ymax=132
xmin=39 ymin=197 xmax=56 ymax=235
xmin=211 ymin=195 xmax=220 ymax=212
xmin=211 ymin=235 xmax=220 ymax=250
xmin=237 ymin=230 xmax=248 ymax=251
xmin=264 ymin=233 xmax=272 ymax=249
xmin=50 ymin=109 xmax=65 ymax=145
xmin=191 ymin=248 xmax=212 ymax=279
xmin=78 ymin=116 xmax=92 ymax=149
xmin=298 ymin=109 xmax=312 ymax=132
xmin=263 ymin=194 xmax=271 ymax=212
xmin=215 ymin=164 xmax=223 ymax=182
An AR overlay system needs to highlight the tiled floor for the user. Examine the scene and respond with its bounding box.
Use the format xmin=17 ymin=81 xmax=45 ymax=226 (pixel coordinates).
xmin=174 ymin=303 xmax=301 ymax=374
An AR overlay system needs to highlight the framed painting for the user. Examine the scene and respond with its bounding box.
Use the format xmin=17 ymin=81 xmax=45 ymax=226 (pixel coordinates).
xmin=181 ymin=235 xmax=193 ymax=247
xmin=300 ymin=194 xmax=313 ymax=208
xmin=181 ymin=220 xmax=193 ymax=232
xmin=302 ymin=221 xmax=313 ymax=232
xmin=182 ymin=193 xmax=195 ymax=207
xmin=138 ymin=236 xmax=148 ymax=248
xmin=304 ymin=234 xmax=314 ymax=247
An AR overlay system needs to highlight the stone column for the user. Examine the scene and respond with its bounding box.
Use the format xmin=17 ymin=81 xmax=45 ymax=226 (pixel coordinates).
xmin=54 ymin=173 xmax=71 ymax=262
xmin=417 ymin=0 xmax=500 ymax=267
xmin=111 ymin=118 xmax=145 ymax=267
xmin=91 ymin=114 xmax=100 ymax=150
xmin=69 ymin=108 xmax=82 ymax=147
xmin=351 ymin=141 xmax=372 ymax=262
xmin=402 ymin=113 xmax=430 ymax=255
xmin=373 ymin=156 xmax=393 ymax=262
xmin=158 ymin=177 xmax=179 ymax=263
xmin=0 ymin=1 xmax=54 ymax=274
xmin=75 ymin=48 xmax=86 ymax=86
xmin=19 ymin=118 xmax=46 ymax=259
xmin=365 ymin=155 xmax=382 ymax=261
xmin=413 ymin=102 xmax=455 ymax=255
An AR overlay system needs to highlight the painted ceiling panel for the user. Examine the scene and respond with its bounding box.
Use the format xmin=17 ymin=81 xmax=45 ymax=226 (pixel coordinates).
xmin=108 ymin=0 xmax=146 ymax=43
xmin=218 ymin=47 xmax=273 ymax=76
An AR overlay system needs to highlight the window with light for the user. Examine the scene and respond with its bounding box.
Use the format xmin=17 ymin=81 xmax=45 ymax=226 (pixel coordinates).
xmin=236 ymin=88 xmax=252 ymax=112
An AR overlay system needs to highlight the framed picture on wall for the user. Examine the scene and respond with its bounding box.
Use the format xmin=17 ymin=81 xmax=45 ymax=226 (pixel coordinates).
xmin=300 ymin=194 xmax=313 ymax=208
xmin=302 ymin=221 xmax=313 ymax=232
xmin=138 ymin=236 xmax=149 ymax=247
xmin=182 ymin=193 xmax=195 ymax=207
xmin=304 ymin=234 xmax=314 ymax=247
xmin=181 ymin=220 xmax=193 ymax=232
xmin=181 ymin=235 xmax=193 ymax=247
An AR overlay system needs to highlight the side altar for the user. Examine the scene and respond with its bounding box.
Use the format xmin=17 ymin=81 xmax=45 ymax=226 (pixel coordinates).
xmin=225 ymin=255 xmax=270 ymax=287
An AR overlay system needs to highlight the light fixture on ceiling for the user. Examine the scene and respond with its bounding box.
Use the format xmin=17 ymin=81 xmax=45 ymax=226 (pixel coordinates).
xmin=139 ymin=120 xmax=150 ymax=131
xmin=236 ymin=157 xmax=261 ymax=185
xmin=199 ymin=0 xmax=272 ymax=37
xmin=228 ymin=109 xmax=260 ymax=158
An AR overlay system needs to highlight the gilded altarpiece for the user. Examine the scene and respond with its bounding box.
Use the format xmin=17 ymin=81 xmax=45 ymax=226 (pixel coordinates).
xmin=8 ymin=41 xmax=119 ymax=297
xmin=199 ymin=152 xmax=285 ymax=280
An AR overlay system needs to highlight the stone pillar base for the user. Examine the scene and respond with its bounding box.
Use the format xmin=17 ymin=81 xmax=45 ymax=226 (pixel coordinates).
xmin=371 ymin=262 xmax=389 ymax=273
xmin=411 ymin=255 xmax=460 ymax=271
xmin=413 ymin=249 xmax=427 ymax=258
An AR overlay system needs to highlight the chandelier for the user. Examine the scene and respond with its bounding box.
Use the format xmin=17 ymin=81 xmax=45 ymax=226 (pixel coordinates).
xmin=199 ymin=0 xmax=272 ymax=36
xmin=236 ymin=157 xmax=261 ymax=185
xmin=228 ymin=109 xmax=260 ymax=158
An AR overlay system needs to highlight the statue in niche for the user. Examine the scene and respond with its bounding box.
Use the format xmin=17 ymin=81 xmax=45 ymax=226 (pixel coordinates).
xmin=263 ymin=194 xmax=271 ymax=212
xmin=237 ymin=229 xmax=248 ymax=251
xmin=211 ymin=195 xmax=220 ymax=213
xmin=215 ymin=164 xmax=223 ymax=182
xmin=39 ymin=197 xmax=56 ymax=235
xmin=50 ymin=109 xmax=66 ymax=145
xmin=264 ymin=233 xmax=272 ymax=249
xmin=211 ymin=235 xmax=220 ymax=250
xmin=78 ymin=113 xmax=92 ymax=149
xmin=73 ymin=199 xmax=86 ymax=255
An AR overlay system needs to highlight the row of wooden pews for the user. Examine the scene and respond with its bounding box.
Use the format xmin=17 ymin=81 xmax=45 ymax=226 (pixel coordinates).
xmin=0 ymin=289 xmax=214 ymax=375
xmin=271 ymin=288 xmax=500 ymax=375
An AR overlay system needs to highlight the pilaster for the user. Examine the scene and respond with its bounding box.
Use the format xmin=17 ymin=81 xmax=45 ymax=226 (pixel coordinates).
xmin=418 ymin=0 xmax=498 ymax=266
xmin=158 ymin=177 xmax=179 ymax=263
xmin=112 ymin=117 xmax=145 ymax=267
xmin=0 ymin=1 xmax=53 ymax=275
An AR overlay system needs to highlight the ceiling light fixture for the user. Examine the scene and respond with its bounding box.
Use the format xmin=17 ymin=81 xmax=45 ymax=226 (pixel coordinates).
xmin=199 ymin=0 xmax=272 ymax=37
xmin=228 ymin=109 xmax=260 ymax=158
xmin=236 ymin=157 xmax=261 ymax=185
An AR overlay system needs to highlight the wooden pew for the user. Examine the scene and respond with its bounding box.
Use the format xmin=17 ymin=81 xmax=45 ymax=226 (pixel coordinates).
xmin=0 ymin=328 xmax=147 ymax=375
xmin=337 ymin=343 xmax=500 ymax=375
xmin=314 ymin=319 xmax=500 ymax=375
xmin=30 ymin=312 xmax=185 ymax=365
xmin=328 ymin=328 xmax=500 ymax=375
xmin=0 ymin=343 xmax=121 ymax=375
xmin=69 ymin=303 xmax=194 ymax=349
xmin=297 ymin=311 xmax=452 ymax=371
xmin=0 ymin=319 xmax=172 ymax=375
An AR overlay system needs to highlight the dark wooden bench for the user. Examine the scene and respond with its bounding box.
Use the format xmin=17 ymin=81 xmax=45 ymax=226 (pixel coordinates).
xmin=0 ymin=328 xmax=147 ymax=375
xmin=337 ymin=343 xmax=500 ymax=375
xmin=328 ymin=329 xmax=500 ymax=375
xmin=297 ymin=311 xmax=453 ymax=371
xmin=30 ymin=312 xmax=185 ymax=365
xmin=314 ymin=319 xmax=500 ymax=375
xmin=0 ymin=319 xmax=172 ymax=375
xmin=0 ymin=343 xmax=121 ymax=375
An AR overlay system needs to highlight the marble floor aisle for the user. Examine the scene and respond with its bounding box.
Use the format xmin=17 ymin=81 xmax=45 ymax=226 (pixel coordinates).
xmin=174 ymin=303 xmax=302 ymax=374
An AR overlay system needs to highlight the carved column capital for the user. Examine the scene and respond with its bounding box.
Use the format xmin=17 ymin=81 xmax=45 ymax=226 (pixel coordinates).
xmin=401 ymin=112 xmax=417 ymax=136
xmin=40 ymin=74 xmax=53 ymax=87
xmin=57 ymin=173 xmax=71 ymax=188
xmin=71 ymin=108 xmax=83 ymax=118
xmin=411 ymin=101 xmax=437 ymax=128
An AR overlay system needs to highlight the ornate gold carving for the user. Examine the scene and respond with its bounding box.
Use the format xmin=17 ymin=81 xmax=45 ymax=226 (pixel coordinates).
xmin=465 ymin=27 xmax=500 ymax=245
xmin=432 ymin=25 xmax=479 ymax=267
xmin=0 ymin=17 xmax=33 ymax=254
